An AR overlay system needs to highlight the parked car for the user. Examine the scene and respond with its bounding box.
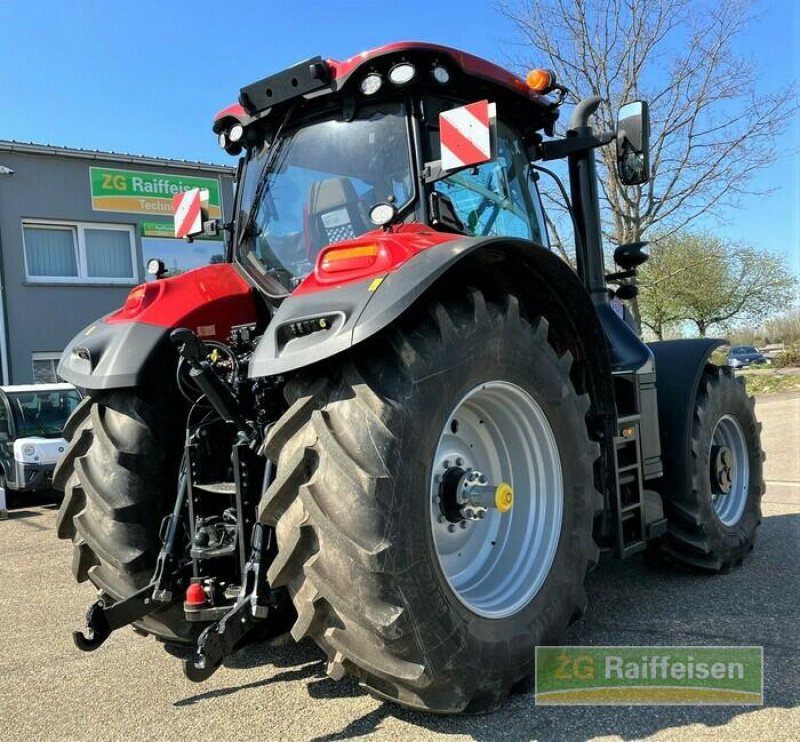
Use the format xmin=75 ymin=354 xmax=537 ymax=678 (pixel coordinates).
xmin=726 ymin=345 xmax=773 ymax=368
xmin=0 ymin=384 xmax=82 ymax=505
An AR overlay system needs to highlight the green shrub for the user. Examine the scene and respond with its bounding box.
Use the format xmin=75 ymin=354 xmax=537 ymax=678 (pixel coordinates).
xmin=775 ymin=345 xmax=800 ymax=369
xmin=709 ymin=348 xmax=728 ymax=367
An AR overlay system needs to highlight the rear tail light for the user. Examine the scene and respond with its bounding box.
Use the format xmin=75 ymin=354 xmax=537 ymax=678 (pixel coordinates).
xmin=319 ymin=244 xmax=379 ymax=273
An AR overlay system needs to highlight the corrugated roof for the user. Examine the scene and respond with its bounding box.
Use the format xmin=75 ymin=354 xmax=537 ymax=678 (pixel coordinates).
xmin=0 ymin=140 xmax=235 ymax=175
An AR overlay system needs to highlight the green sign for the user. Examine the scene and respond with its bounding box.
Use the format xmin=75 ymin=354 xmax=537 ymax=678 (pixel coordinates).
xmin=140 ymin=221 xmax=222 ymax=241
xmin=90 ymin=167 xmax=221 ymax=218
xmin=535 ymin=646 xmax=763 ymax=705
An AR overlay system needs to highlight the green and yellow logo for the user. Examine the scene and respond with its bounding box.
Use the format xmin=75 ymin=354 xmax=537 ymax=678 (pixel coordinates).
xmin=90 ymin=167 xmax=221 ymax=218
xmin=535 ymin=646 xmax=763 ymax=705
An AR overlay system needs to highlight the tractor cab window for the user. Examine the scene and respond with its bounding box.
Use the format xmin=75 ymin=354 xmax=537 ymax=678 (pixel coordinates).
xmin=426 ymin=100 xmax=544 ymax=244
xmin=237 ymin=102 xmax=414 ymax=293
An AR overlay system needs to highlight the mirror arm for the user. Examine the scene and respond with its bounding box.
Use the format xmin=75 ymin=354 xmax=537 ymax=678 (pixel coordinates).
xmin=537 ymin=131 xmax=614 ymax=162
xmin=421 ymin=159 xmax=479 ymax=185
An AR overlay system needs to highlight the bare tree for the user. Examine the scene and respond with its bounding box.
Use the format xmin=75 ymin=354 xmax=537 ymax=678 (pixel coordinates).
xmin=500 ymin=0 xmax=797 ymax=267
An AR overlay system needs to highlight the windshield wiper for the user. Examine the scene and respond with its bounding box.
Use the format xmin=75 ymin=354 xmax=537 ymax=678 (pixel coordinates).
xmin=236 ymin=107 xmax=295 ymax=250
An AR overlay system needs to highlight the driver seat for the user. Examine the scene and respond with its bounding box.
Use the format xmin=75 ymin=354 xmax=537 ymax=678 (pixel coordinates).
xmin=305 ymin=178 xmax=368 ymax=252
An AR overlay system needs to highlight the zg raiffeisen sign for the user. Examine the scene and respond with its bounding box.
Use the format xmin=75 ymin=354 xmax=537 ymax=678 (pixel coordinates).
xmin=89 ymin=167 xmax=222 ymax=218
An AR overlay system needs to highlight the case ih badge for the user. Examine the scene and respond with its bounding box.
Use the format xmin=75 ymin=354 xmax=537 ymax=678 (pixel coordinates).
xmin=172 ymin=187 xmax=208 ymax=238
xmin=439 ymin=99 xmax=496 ymax=171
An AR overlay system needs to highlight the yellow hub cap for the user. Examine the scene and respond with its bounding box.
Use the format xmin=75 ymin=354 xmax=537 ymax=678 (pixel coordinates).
xmin=495 ymin=483 xmax=514 ymax=513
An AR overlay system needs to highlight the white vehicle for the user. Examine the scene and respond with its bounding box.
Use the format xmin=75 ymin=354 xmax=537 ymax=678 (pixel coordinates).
xmin=0 ymin=383 xmax=82 ymax=506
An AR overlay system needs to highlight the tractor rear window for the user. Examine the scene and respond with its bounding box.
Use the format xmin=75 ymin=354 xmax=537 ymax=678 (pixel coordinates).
xmin=236 ymin=102 xmax=414 ymax=293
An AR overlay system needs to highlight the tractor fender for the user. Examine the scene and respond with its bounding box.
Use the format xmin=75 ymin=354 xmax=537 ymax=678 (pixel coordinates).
xmin=58 ymin=264 xmax=257 ymax=390
xmin=250 ymin=236 xmax=616 ymax=418
xmin=249 ymin=234 xmax=483 ymax=379
xmin=647 ymin=338 xmax=726 ymax=496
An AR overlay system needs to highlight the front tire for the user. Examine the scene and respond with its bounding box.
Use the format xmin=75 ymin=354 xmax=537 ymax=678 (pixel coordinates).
xmin=655 ymin=366 xmax=764 ymax=571
xmin=260 ymin=288 xmax=600 ymax=712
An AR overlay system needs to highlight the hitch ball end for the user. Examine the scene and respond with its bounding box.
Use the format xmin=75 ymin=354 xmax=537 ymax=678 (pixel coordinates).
xmin=495 ymin=483 xmax=514 ymax=513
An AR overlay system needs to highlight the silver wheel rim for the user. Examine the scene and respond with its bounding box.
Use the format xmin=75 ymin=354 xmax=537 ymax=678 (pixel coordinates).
xmin=429 ymin=381 xmax=563 ymax=619
xmin=710 ymin=414 xmax=749 ymax=526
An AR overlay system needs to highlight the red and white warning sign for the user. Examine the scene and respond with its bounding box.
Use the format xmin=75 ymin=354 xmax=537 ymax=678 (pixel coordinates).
xmin=173 ymin=188 xmax=208 ymax=239
xmin=439 ymin=100 xmax=497 ymax=172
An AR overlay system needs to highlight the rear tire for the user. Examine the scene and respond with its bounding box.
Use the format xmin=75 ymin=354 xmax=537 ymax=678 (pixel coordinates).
xmin=260 ymin=288 xmax=600 ymax=712
xmin=653 ymin=366 xmax=764 ymax=571
xmin=54 ymin=390 xmax=197 ymax=644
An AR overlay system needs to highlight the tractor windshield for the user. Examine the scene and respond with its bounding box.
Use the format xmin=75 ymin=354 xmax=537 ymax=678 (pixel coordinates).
xmin=237 ymin=102 xmax=414 ymax=293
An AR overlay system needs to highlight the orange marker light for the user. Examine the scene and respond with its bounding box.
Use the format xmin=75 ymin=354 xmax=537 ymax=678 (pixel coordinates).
xmin=320 ymin=244 xmax=379 ymax=273
xmin=118 ymin=282 xmax=158 ymax=317
xmin=526 ymin=69 xmax=556 ymax=94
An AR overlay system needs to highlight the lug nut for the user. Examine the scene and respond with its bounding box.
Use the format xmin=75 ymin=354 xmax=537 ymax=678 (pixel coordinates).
xmin=459 ymin=521 xmax=468 ymax=529
xmin=447 ymin=524 xmax=456 ymax=533
xmin=437 ymin=515 xmax=445 ymax=523
xmin=443 ymin=459 xmax=450 ymax=469
xmin=456 ymin=457 xmax=464 ymax=467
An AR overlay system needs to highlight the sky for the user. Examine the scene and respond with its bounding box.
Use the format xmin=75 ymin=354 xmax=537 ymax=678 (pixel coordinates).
xmin=0 ymin=0 xmax=798 ymax=275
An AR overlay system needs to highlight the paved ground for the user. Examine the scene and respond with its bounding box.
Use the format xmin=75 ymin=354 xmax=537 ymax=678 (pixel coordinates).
xmin=1 ymin=394 xmax=798 ymax=741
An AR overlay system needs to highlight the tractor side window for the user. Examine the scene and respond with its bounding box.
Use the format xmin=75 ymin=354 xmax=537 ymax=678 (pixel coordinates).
xmin=431 ymin=117 xmax=542 ymax=242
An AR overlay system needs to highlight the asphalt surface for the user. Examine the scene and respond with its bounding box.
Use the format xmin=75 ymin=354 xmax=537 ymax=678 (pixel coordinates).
xmin=1 ymin=393 xmax=798 ymax=741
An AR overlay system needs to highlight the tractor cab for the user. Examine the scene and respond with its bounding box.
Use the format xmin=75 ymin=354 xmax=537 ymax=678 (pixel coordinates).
xmin=209 ymin=43 xmax=562 ymax=296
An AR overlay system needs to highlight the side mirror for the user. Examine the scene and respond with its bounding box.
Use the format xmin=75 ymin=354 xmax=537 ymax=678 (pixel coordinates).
xmin=616 ymin=100 xmax=650 ymax=186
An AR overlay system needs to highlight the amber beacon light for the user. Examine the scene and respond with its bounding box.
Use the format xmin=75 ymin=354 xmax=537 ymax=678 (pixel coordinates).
xmin=526 ymin=68 xmax=556 ymax=94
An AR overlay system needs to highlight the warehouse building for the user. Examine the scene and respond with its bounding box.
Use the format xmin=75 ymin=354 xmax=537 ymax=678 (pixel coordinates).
xmin=0 ymin=141 xmax=235 ymax=384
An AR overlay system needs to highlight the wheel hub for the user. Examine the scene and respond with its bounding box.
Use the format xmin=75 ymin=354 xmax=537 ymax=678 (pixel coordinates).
xmin=710 ymin=414 xmax=750 ymax=526
xmin=428 ymin=380 xmax=563 ymax=619
xmin=438 ymin=466 xmax=514 ymax=522
xmin=710 ymin=444 xmax=734 ymax=495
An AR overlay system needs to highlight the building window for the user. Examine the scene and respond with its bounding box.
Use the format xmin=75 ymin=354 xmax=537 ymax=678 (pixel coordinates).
xmin=32 ymin=352 xmax=62 ymax=383
xmin=23 ymin=221 xmax=137 ymax=283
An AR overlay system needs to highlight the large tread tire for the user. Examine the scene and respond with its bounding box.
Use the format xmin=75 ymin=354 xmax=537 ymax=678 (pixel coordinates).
xmin=260 ymin=288 xmax=601 ymax=713
xmin=654 ymin=366 xmax=764 ymax=572
xmin=55 ymin=390 xmax=197 ymax=644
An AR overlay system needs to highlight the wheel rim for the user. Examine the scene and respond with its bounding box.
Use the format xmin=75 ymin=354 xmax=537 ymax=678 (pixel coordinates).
xmin=710 ymin=414 xmax=749 ymax=526
xmin=429 ymin=381 xmax=563 ymax=619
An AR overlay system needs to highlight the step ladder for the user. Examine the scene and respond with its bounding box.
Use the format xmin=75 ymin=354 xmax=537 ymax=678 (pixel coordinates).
xmin=614 ymin=415 xmax=646 ymax=556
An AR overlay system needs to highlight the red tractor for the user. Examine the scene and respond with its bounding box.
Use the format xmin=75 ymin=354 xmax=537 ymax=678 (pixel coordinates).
xmin=55 ymin=42 xmax=764 ymax=713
